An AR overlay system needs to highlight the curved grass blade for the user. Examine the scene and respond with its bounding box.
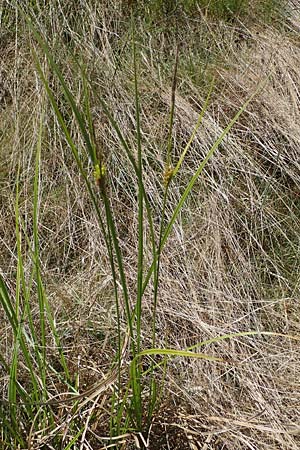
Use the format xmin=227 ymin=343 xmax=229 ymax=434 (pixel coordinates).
xmin=172 ymin=76 xmax=215 ymax=179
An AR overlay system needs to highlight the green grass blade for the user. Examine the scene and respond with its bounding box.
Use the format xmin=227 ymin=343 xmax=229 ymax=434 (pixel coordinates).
xmin=0 ymin=276 xmax=18 ymax=333
xmin=63 ymin=426 xmax=85 ymax=450
xmin=187 ymin=330 xmax=300 ymax=351
xmin=142 ymin=330 xmax=299 ymax=377
xmin=33 ymin=104 xmax=46 ymax=392
xmin=162 ymin=78 xmax=268 ymax=248
xmin=172 ymin=76 xmax=215 ymax=179
xmin=131 ymin=24 xmax=144 ymax=430
xmin=136 ymin=348 xmax=223 ymax=361
xmin=101 ymin=192 xmax=134 ymax=344
xmin=165 ymin=46 xmax=179 ymax=176
xmin=133 ymin=20 xmax=144 ymax=356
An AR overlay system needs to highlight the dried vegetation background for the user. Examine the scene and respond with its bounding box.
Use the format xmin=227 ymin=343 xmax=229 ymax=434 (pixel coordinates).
xmin=0 ymin=1 xmax=300 ymax=448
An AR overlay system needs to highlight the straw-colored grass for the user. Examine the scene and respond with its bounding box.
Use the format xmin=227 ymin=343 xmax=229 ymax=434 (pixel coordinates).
xmin=0 ymin=1 xmax=300 ymax=449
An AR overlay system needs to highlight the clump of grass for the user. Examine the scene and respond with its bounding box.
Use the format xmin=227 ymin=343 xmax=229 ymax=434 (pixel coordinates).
xmin=0 ymin=6 xmax=270 ymax=448
xmin=1 ymin=1 xmax=300 ymax=449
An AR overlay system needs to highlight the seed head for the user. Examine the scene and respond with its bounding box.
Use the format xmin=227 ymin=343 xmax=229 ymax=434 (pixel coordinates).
xmin=163 ymin=166 xmax=174 ymax=187
xmin=93 ymin=163 xmax=106 ymax=188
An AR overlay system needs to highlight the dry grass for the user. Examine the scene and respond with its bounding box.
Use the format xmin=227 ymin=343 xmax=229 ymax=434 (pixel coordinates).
xmin=0 ymin=1 xmax=300 ymax=448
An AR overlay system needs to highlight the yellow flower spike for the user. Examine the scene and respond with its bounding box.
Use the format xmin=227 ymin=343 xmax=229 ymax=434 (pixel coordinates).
xmin=93 ymin=163 xmax=106 ymax=186
xmin=163 ymin=166 xmax=174 ymax=187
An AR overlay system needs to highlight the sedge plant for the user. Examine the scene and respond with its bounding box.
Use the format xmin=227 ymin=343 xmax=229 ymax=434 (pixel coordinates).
xmin=0 ymin=7 xmax=288 ymax=449
xmin=29 ymin=27 xmax=266 ymax=445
